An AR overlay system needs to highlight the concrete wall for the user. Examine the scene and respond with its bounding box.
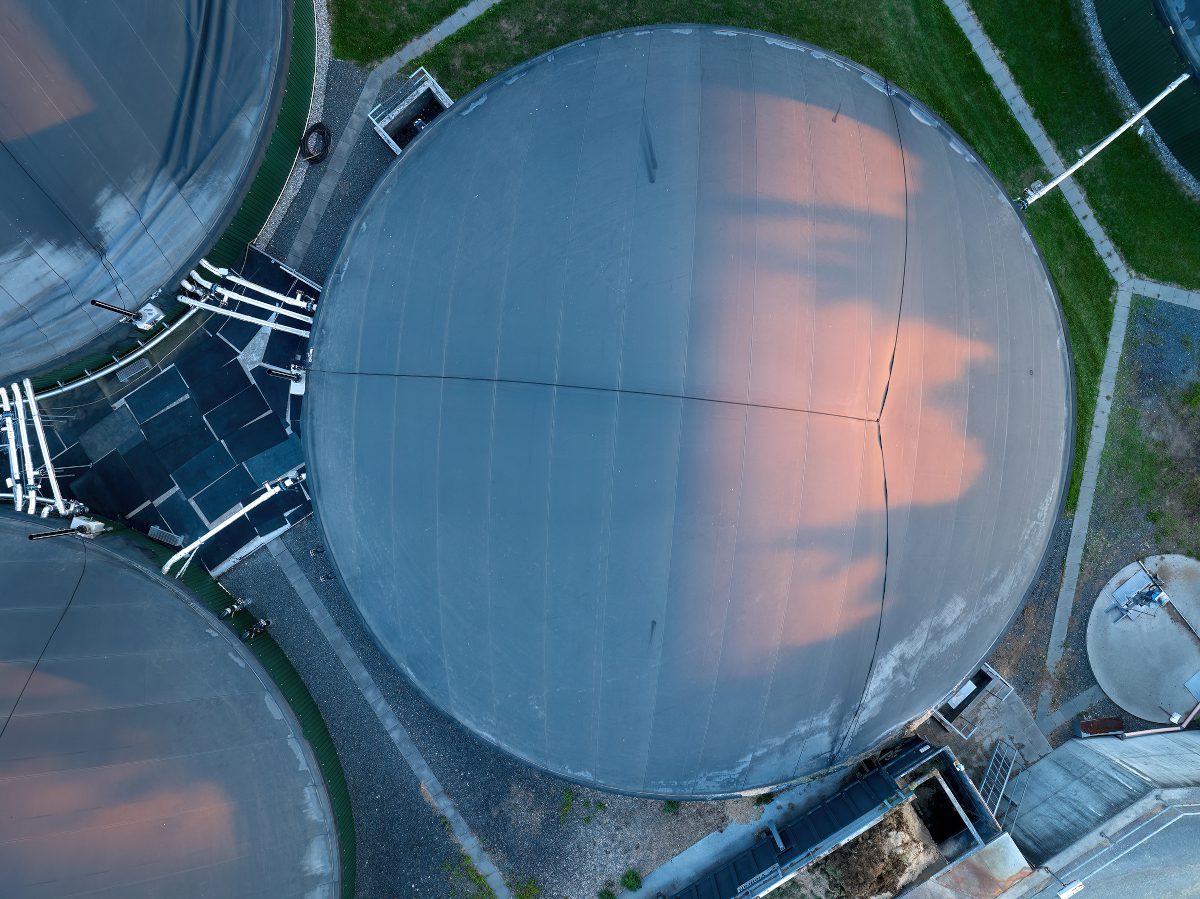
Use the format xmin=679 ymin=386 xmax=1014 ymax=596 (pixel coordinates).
xmin=1006 ymin=732 xmax=1200 ymax=864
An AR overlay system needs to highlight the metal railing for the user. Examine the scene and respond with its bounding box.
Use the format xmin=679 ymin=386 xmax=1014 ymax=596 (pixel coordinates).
xmin=369 ymin=67 xmax=454 ymax=155
xmin=932 ymin=664 xmax=1014 ymax=740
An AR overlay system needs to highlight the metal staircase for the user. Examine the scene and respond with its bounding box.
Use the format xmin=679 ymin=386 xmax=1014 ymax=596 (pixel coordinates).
xmin=979 ymin=739 xmax=1019 ymax=815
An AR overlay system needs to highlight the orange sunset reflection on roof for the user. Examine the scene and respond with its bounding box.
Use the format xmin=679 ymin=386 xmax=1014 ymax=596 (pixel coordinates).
xmin=0 ymin=0 xmax=93 ymax=142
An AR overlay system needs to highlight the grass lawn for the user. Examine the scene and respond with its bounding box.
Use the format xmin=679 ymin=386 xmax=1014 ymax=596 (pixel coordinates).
xmin=1024 ymin=193 xmax=1114 ymax=507
xmin=1099 ymin=297 xmax=1200 ymax=555
xmin=402 ymin=0 xmax=1113 ymax=509
xmin=972 ymin=0 xmax=1200 ymax=290
xmin=329 ymin=0 xmax=463 ymax=64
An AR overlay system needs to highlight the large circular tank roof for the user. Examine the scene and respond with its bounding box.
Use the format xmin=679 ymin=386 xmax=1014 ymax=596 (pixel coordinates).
xmin=0 ymin=518 xmax=337 ymax=896
xmin=0 ymin=0 xmax=287 ymax=380
xmin=306 ymin=26 xmax=1072 ymax=797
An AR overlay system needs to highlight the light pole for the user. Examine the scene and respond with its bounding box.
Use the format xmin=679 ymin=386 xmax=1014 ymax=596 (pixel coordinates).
xmin=1018 ymin=71 xmax=1192 ymax=209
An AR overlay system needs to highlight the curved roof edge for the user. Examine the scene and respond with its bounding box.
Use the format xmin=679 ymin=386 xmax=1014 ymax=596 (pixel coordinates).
xmin=305 ymin=24 xmax=1076 ymax=798
xmin=3 ymin=1 xmax=294 ymax=385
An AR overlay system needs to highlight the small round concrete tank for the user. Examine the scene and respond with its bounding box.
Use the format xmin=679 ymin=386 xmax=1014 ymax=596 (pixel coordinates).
xmin=304 ymin=26 xmax=1073 ymax=797
xmin=0 ymin=0 xmax=288 ymax=381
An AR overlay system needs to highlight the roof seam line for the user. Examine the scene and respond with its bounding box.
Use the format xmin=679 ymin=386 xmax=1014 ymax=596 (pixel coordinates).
xmin=876 ymin=76 xmax=912 ymax=420
xmin=828 ymin=74 xmax=909 ymax=763
xmin=0 ymin=542 xmax=87 ymax=746
xmin=307 ymin=367 xmax=881 ymax=424
xmin=829 ymin=420 xmax=890 ymax=765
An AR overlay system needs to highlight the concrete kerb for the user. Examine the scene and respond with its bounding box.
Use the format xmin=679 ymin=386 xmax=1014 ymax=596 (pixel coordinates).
xmin=267 ymin=539 xmax=512 ymax=898
xmin=1129 ymin=277 xmax=1200 ymax=310
xmin=951 ymin=0 xmax=1200 ymax=726
xmin=1028 ymin=792 xmax=1200 ymax=896
xmin=1038 ymin=684 xmax=1106 ymax=734
xmin=944 ymin=0 xmax=1129 ymax=278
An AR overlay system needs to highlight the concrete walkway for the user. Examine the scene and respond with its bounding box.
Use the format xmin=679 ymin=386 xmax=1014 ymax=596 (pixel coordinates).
xmin=268 ymin=539 xmax=512 ymax=898
xmin=1129 ymin=277 xmax=1200 ymax=310
xmin=944 ymin=0 xmax=1200 ymax=730
xmin=286 ymin=0 xmax=504 ymax=267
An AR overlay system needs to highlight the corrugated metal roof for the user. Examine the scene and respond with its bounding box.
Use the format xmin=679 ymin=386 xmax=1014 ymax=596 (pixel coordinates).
xmin=672 ymin=767 xmax=902 ymax=898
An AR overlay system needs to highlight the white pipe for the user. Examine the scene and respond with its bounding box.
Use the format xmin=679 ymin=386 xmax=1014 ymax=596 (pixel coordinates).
xmin=22 ymin=378 xmax=66 ymax=516
xmin=10 ymin=383 xmax=37 ymax=512
xmin=0 ymin=492 xmax=56 ymax=508
xmin=214 ymin=286 xmax=314 ymax=323
xmin=31 ymin=256 xmax=315 ymax=402
xmin=199 ymin=258 xmax=228 ymax=278
xmin=162 ymin=473 xmax=304 ymax=577
xmin=223 ymin=273 xmax=315 ymax=311
xmin=35 ymin=307 xmax=202 ymax=401
xmin=179 ymin=297 xmax=311 ymax=337
xmin=1023 ymin=72 xmax=1191 ymax=207
xmin=0 ymin=387 xmax=23 ymax=511
xmin=188 ymin=270 xmax=215 ymax=291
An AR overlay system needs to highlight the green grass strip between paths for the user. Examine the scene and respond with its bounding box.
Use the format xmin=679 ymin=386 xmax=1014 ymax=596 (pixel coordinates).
xmin=330 ymin=0 xmax=465 ymax=64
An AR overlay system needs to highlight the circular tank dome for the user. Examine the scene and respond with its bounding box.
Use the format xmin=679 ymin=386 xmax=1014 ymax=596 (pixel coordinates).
xmin=305 ymin=26 xmax=1072 ymax=797
xmin=0 ymin=517 xmax=338 ymax=896
xmin=0 ymin=0 xmax=287 ymax=381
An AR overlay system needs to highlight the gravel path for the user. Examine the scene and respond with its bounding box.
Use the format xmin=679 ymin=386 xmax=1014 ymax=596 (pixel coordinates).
xmin=221 ymin=542 xmax=463 ymax=897
xmin=223 ymin=517 xmax=766 ymax=897
xmin=263 ymin=57 xmax=373 ymax=270
xmin=295 ymin=124 xmax=394 ymax=282
xmin=229 ymin=6 xmax=1200 ymax=893
xmin=258 ymin=0 xmax=337 ymax=246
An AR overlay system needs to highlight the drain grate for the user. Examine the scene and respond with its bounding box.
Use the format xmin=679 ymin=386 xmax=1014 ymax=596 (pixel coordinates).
xmin=115 ymin=358 xmax=153 ymax=383
xmin=148 ymin=524 xmax=184 ymax=547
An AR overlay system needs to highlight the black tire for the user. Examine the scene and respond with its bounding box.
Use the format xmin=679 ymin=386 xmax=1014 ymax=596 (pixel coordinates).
xmin=301 ymin=122 xmax=332 ymax=164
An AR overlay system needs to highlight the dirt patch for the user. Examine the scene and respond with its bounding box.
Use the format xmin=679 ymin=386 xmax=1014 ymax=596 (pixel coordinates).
xmin=774 ymin=804 xmax=944 ymax=899
xmin=987 ymin=514 xmax=1072 ymax=704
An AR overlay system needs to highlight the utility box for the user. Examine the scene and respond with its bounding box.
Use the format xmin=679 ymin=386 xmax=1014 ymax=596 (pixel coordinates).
xmin=133 ymin=303 xmax=165 ymax=331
